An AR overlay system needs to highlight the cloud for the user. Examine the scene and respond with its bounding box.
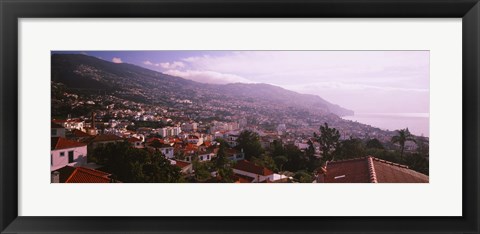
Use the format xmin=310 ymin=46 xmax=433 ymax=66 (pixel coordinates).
xmin=163 ymin=69 xmax=253 ymax=84
xmin=112 ymin=57 xmax=123 ymax=63
xmin=285 ymin=82 xmax=429 ymax=93
xmin=143 ymin=60 xmax=185 ymax=69
xmin=159 ymin=61 xmax=185 ymax=69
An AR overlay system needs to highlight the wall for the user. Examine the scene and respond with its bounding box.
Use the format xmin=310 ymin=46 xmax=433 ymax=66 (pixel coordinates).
xmin=50 ymin=145 xmax=87 ymax=171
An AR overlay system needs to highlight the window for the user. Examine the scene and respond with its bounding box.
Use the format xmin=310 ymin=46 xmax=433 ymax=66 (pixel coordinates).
xmin=60 ymin=152 xmax=65 ymax=157
xmin=200 ymin=156 xmax=204 ymax=161
xmin=207 ymin=155 xmax=210 ymax=160
xmin=68 ymin=151 xmax=74 ymax=163
xmin=51 ymin=129 xmax=57 ymax=136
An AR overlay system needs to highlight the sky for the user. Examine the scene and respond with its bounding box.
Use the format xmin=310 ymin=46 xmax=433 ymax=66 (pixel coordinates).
xmin=53 ymin=50 xmax=429 ymax=114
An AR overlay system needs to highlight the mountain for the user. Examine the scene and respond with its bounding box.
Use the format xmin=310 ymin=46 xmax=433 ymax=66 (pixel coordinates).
xmin=51 ymin=54 xmax=353 ymax=116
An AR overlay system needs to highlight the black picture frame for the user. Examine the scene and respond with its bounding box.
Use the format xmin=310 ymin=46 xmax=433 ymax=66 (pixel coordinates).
xmin=1 ymin=0 xmax=479 ymax=233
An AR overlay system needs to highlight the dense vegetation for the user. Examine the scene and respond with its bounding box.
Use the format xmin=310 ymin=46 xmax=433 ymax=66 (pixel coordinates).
xmin=235 ymin=125 xmax=429 ymax=178
xmin=88 ymin=124 xmax=428 ymax=183
xmin=89 ymin=142 xmax=182 ymax=183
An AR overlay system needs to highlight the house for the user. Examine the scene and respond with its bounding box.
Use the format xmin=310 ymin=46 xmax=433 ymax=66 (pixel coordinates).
xmin=51 ymin=137 xmax=88 ymax=171
xmin=147 ymin=140 xmax=174 ymax=159
xmin=232 ymin=160 xmax=275 ymax=183
xmin=315 ymin=156 xmax=429 ymax=183
xmin=51 ymin=121 xmax=66 ymax=138
xmin=197 ymin=150 xmax=216 ymax=162
xmin=224 ymin=132 xmax=239 ymax=147
xmin=182 ymin=122 xmax=198 ymax=132
xmin=226 ymin=148 xmax=244 ymax=161
xmin=68 ymin=129 xmax=91 ymax=141
xmin=51 ymin=165 xmax=117 ymax=183
xmin=84 ymin=134 xmax=125 ymax=150
xmin=128 ymin=137 xmax=143 ymax=148
xmin=186 ymin=135 xmax=203 ymax=146
xmin=52 ymin=118 xmax=85 ymax=131
xmin=171 ymin=160 xmax=193 ymax=174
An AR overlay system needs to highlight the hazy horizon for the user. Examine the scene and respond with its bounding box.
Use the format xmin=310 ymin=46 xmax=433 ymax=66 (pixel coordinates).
xmin=52 ymin=50 xmax=429 ymax=115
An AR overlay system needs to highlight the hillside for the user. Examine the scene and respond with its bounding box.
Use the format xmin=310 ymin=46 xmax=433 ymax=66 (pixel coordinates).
xmin=51 ymin=54 xmax=353 ymax=116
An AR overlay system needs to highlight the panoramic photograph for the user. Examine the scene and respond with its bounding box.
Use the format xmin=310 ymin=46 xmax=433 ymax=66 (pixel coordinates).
xmin=50 ymin=51 xmax=429 ymax=183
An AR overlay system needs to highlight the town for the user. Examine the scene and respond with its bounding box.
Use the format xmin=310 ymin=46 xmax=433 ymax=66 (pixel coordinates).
xmin=51 ymin=93 xmax=429 ymax=183
xmin=50 ymin=53 xmax=429 ymax=183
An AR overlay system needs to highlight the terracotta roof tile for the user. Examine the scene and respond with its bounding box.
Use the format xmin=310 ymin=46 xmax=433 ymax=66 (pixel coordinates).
xmin=51 ymin=137 xmax=87 ymax=150
xmin=324 ymin=158 xmax=371 ymax=183
xmin=172 ymin=160 xmax=191 ymax=169
xmin=372 ymin=158 xmax=428 ymax=183
xmin=233 ymin=160 xmax=273 ymax=176
xmin=127 ymin=137 xmax=142 ymax=143
xmin=323 ymin=156 xmax=428 ymax=183
xmin=65 ymin=167 xmax=111 ymax=183
xmin=71 ymin=129 xmax=91 ymax=137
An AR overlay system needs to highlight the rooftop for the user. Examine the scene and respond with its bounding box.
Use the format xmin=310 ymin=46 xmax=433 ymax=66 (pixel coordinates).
xmin=52 ymin=166 xmax=112 ymax=183
xmin=51 ymin=137 xmax=87 ymax=150
xmin=233 ymin=160 xmax=273 ymax=176
xmin=322 ymin=156 xmax=428 ymax=183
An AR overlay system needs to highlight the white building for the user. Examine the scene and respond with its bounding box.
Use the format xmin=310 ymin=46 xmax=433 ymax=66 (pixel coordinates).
xmin=53 ymin=119 xmax=85 ymax=131
xmin=182 ymin=122 xmax=198 ymax=132
xmin=51 ymin=122 xmax=66 ymax=138
xmin=51 ymin=137 xmax=88 ymax=171
xmin=232 ymin=160 xmax=275 ymax=183
xmin=147 ymin=140 xmax=175 ymax=159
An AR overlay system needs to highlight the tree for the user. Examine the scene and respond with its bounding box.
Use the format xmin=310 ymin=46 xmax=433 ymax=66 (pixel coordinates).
xmin=252 ymin=154 xmax=278 ymax=172
xmin=306 ymin=139 xmax=315 ymax=157
xmin=294 ymin=170 xmax=313 ymax=183
xmin=336 ymin=137 xmax=366 ymax=160
xmin=366 ymin=138 xmax=384 ymax=149
xmin=391 ymin=128 xmax=416 ymax=159
xmin=305 ymin=139 xmax=321 ymax=172
xmin=236 ymin=130 xmax=264 ymax=160
xmin=282 ymin=144 xmax=308 ymax=172
xmin=142 ymin=152 xmax=182 ymax=183
xmin=212 ymin=140 xmax=235 ymax=182
xmin=273 ymin=155 xmax=288 ymax=171
xmin=90 ymin=141 xmax=181 ymax=183
xmin=192 ymin=159 xmax=212 ymax=182
xmin=315 ymin=123 xmax=340 ymax=163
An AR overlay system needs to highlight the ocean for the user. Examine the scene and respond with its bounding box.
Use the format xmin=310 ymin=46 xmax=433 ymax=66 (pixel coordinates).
xmin=341 ymin=113 xmax=429 ymax=137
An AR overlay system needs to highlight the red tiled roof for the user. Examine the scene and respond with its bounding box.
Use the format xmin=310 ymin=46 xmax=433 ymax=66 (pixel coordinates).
xmin=233 ymin=160 xmax=273 ymax=176
xmin=323 ymin=156 xmax=428 ymax=183
xmin=372 ymin=158 xmax=429 ymax=183
xmin=51 ymin=137 xmax=87 ymax=150
xmin=173 ymin=160 xmax=191 ymax=169
xmin=148 ymin=140 xmax=173 ymax=148
xmin=91 ymin=134 xmax=124 ymax=142
xmin=71 ymin=129 xmax=91 ymax=137
xmin=65 ymin=167 xmax=111 ymax=183
xmin=52 ymin=119 xmax=66 ymax=124
xmin=127 ymin=137 xmax=142 ymax=143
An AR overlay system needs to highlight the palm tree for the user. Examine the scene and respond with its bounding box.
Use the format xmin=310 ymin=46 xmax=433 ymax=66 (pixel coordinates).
xmin=391 ymin=128 xmax=416 ymax=159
